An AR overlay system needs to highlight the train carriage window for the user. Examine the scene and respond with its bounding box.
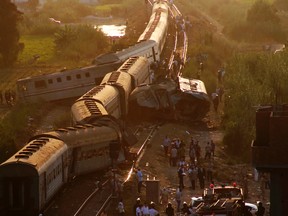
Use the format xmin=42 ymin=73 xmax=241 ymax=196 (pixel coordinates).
xmin=85 ymin=72 xmax=90 ymax=78
xmin=48 ymin=79 xmax=53 ymax=84
xmin=57 ymin=77 xmax=62 ymax=82
xmin=66 ymin=76 xmax=72 ymax=81
xmin=76 ymin=74 xmax=81 ymax=79
xmin=34 ymin=80 xmax=46 ymax=88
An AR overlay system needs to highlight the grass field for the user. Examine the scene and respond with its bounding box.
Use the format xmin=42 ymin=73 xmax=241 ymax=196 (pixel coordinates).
xmin=18 ymin=35 xmax=55 ymax=64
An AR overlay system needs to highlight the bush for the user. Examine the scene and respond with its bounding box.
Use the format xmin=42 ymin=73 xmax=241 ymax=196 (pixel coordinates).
xmin=0 ymin=102 xmax=44 ymax=162
xmin=54 ymin=25 xmax=109 ymax=60
xmin=41 ymin=0 xmax=94 ymax=23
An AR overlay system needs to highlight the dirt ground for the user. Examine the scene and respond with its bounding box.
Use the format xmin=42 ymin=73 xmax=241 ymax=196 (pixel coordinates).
xmin=119 ymin=98 xmax=270 ymax=215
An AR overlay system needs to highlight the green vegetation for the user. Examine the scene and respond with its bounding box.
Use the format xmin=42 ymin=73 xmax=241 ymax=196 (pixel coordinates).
xmin=0 ymin=0 xmax=23 ymax=67
xmin=178 ymin=0 xmax=288 ymax=161
xmin=18 ymin=35 xmax=55 ymax=63
xmin=54 ymin=25 xmax=109 ymax=61
xmin=0 ymin=102 xmax=46 ymax=163
xmin=222 ymin=51 xmax=288 ymax=160
xmin=185 ymin=0 xmax=287 ymax=43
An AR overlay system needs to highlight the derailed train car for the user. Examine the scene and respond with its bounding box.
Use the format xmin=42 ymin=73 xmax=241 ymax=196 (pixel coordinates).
xmin=17 ymin=62 xmax=123 ymax=103
xmin=0 ymin=119 xmax=130 ymax=216
xmin=129 ymin=76 xmax=211 ymax=120
xmin=71 ymin=56 xmax=151 ymax=125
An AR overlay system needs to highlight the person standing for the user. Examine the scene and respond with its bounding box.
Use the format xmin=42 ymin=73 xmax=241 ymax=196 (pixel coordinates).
xmin=177 ymin=165 xmax=185 ymax=189
xmin=175 ymin=187 xmax=182 ymax=212
xmin=255 ymin=202 xmax=265 ymax=216
xmin=133 ymin=198 xmax=141 ymax=216
xmin=148 ymin=202 xmax=159 ymax=216
xmin=198 ymin=166 xmax=206 ymax=189
xmin=136 ymin=168 xmax=143 ymax=193
xmin=117 ymin=198 xmax=125 ymax=216
xmin=211 ymin=92 xmax=219 ymax=112
xmin=165 ymin=202 xmax=175 ymax=216
xmin=188 ymin=165 xmax=197 ymax=190
xmin=141 ymin=202 xmax=149 ymax=216
xmin=170 ymin=144 xmax=178 ymax=166
xmin=210 ymin=139 xmax=215 ymax=157
xmin=163 ymin=135 xmax=171 ymax=156
xmin=161 ymin=187 xmax=169 ymax=206
xmin=204 ymin=142 xmax=212 ymax=160
xmin=135 ymin=204 xmax=142 ymax=216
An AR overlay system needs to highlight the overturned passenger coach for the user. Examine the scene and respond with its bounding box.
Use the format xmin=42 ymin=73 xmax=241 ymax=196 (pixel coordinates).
xmin=129 ymin=76 xmax=210 ymax=121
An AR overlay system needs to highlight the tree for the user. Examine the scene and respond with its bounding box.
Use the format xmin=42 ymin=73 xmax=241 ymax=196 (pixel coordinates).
xmin=27 ymin=0 xmax=39 ymax=12
xmin=0 ymin=0 xmax=23 ymax=67
xmin=247 ymin=0 xmax=279 ymax=24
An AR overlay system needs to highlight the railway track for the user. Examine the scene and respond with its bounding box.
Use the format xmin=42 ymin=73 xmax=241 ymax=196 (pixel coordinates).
xmin=43 ymin=123 xmax=159 ymax=216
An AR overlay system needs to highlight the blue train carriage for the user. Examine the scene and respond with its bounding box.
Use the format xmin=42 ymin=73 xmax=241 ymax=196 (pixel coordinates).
xmin=16 ymin=62 xmax=122 ymax=103
xmin=0 ymin=136 xmax=68 ymax=216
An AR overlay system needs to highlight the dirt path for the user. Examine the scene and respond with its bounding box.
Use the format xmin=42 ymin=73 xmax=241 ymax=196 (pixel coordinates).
xmin=121 ymin=102 xmax=269 ymax=215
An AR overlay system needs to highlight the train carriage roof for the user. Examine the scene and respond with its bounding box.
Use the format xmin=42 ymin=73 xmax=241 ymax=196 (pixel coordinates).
xmin=93 ymin=52 xmax=120 ymax=65
xmin=178 ymin=76 xmax=210 ymax=101
xmin=0 ymin=137 xmax=67 ymax=174
xmin=42 ymin=123 xmax=121 ymax=149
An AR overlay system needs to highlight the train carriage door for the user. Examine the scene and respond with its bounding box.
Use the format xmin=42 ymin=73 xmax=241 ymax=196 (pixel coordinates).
xmin=3 ymin=177 xmax=33 ymax=215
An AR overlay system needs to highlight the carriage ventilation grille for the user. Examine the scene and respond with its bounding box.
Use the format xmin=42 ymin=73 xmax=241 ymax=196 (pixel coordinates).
xmin=84 ymin=100 xmax=102 ymax=115
xmin=119 ymin=57 xmax=138 ymax=72
xmin=83 ymin=85 xmax=105 ymax=98
xmin=15 ymin=139 xmax=49 ymax=159
xmin=107 ymin=72 xmax=120 ymax=83
xmin=143 ymin=10 xmax=161 ymax=40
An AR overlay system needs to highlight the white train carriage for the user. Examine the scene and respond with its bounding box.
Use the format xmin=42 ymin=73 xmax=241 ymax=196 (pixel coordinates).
xmin=45 ymin=123 xmax=123 ymax=175
xmin=118 ymin=56 xmax=151 ymax=88
xmin=137 ymin=1 xmax=169 ymax=59
xmin=16 ymin=62 xmax=122 ymax=103
xmin=71 ymin=85 xmax=121 ymax=124
xmin=100 ymin=70 xmax=133 ymax=118
xmin=0 ymin=136 xmax=68 ymax=216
